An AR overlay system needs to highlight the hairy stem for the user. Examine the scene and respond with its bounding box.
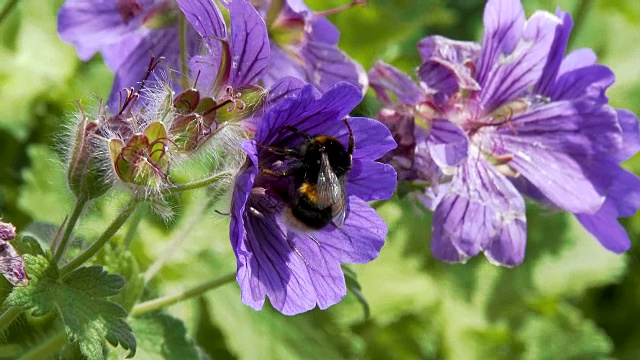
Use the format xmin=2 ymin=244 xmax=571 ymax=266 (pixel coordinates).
xmin=0 ymin=306 xmax=22 ymax=334
xmin=54 ymin=196 xmax=89 ymax=262
xmin=18 ymin=331 xmax=67 ymax=360
xmin=163 ymin=171 xmax=234 ymax=194
xmin=131 ymin=271 xmax=236 ymax=316
xmin=60 ymin=199 xmax=140 ymax=277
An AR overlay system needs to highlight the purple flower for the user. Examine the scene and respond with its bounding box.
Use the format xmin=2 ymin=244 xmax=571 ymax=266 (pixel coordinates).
xmin=178 ymin=0 xmax=270 ymax=96
xmin=370 ymin=0 xmax=640 ymax=266
xmin=0 ymin=221 xmax=28 ymax=287
xmin=230 ymin=82 xmax=396 ymax=314
xmin=253 ymin=0 xmax=367 ymax=93
xmin=58 ymin=0 xmax=201 ymax=106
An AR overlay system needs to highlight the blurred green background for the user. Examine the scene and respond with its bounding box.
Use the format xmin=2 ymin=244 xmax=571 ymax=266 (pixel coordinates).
xmin=2 ymin=0 xmax=640 ymax=358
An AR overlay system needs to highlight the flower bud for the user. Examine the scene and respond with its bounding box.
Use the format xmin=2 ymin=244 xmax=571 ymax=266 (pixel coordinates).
xmin=67 ymin=114 xmax=112 ymax=200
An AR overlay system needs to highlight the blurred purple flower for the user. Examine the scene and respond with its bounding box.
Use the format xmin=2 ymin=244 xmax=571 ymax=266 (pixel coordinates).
xmin=253 ymin=0 xmax=367 ymax=93
xmin=0 ymin=221 xmax=28 ymax=287
xmin=58 ymin=0 xmax=201 ymax=106
xmin=230 ymin=83 xmax=396 ymax=314
xmin=370 ymin=0 xmax=640 ymax=266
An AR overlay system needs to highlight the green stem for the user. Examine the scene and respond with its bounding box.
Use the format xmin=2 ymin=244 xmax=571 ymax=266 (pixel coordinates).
xmin=179 ymin=14 xmax=189 ymax=89
xmin=18 ymin=331 xmax=67 ymax=360
xmin=163 ymin=171 xmax=233 ymax=194
xmin=131 ymin=271 xmax=236 ymax=316
xmin=60 ymin=199 xmax=140 ymax=277
xmin=54 ymin=196 xmax=88 ymax=262
xmin=0 ymin=0 xmax=18 ymax=27
xmin=0 ymin=306 xmax=22 ymax=334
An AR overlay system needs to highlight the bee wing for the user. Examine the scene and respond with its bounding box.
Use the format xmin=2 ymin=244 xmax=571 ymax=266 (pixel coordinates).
xmin=317 ymin=152 xmax=348 ymax=228
xmin=331 ymin=177 xmax=348 ymax=228
xmin=317 ymin=152 xmax=342 ymax=209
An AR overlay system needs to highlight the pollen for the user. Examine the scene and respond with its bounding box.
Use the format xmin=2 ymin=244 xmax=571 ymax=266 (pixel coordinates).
xmin=299 ymin=182 xmax=318 ymax=202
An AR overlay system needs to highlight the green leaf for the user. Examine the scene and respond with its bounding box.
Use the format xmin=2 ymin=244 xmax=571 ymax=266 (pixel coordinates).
xmin=5 ymin=258 xmax=136 ymax=359
xmin=96 ymin=244 xmax=145 ymax=313
xmin=518 ymin=303 xmax=614 ymax=360
xmin=109 ymin=313 xmax=200 ymax=360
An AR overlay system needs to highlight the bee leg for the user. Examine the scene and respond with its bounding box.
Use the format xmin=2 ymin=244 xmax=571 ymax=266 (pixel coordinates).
xmin=344 ymin=118 xmax=354 ymax=155
xmin=257 ymin=143 xmax=301 ymax=157
xmin=280 ymin=125 xmax=312 ymax=140
xmin=260 ymin=168 xmax=297 ymax=177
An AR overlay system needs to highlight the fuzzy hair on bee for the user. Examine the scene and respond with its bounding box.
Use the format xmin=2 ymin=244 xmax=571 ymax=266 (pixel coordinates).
xmin=259 ymin=119 xmax=355 ymax=229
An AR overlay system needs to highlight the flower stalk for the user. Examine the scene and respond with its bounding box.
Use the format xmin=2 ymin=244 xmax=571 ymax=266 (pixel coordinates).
xmin=60 ymin=199 xmax=141 ymax=277
xmin=131 ymin=271 xmax=236 ymax=316
xmin=53 ymin=195 xmax=89 ymax=262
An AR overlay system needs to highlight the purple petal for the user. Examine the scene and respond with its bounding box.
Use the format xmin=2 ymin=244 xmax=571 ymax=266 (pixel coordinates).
xmin=604 ymin=167 xmax=640 ymax=217
xmin=497 ymin=101 xmax=621 ymax=213
xmin=430 ymin=232 xmax=469 ymax=263
xmin=347 ymin=161 xmax=397 ymax=201
xmin=261 ymin=45 xmax=308 ymax=91
xmin=240 ymin=208 xmax=316 ymax=314
xmin=107 ymin=26 xmax=200 ymax=108
xmin=319 ymin=116 xmax=397 ymax=162
xmin=282 ymin=228 xmax=346 ymax=310
xmin=57 ymin=0 xmax=150 ymax=60
xmin=176 ymin=0 xmax=227 ymax=40
xmin=369 ymin=60 xmax=423 ymax=106
xmin=549 ymin=65 xmax=614 ymax=103
xmin=476 ymin=0 xmax=526 ymax=87
xmin=427 ymin=119 xmax=469 ymax=168
xmin=301 ymin=41 xmax=367 ymax=93
xmin=534 ymin=10 xmax=573 ymax=96
xmin=431 ymin=154 xmax=526 ymax=265
xmin=558 ymin=48 xmax=597 ymax=75
xmin=230 ymin=140 xmax=259 ymax=255
xmin=617 ymin=109 xmax=640 ymax=161
xmin=417 ymin=35 xmax=481 ymax=65
xmin=258 ymin=84 xmax=359 ymax=146
xmin=418 ymin=58 xmax=480 ymax=98
xmin=0 ymin=240 xmax=29 ymax=287
xmin=308 ymin=16 xmax=340 ymax=45
xmin=483 ymin=218 xmax=526 ymax=267
xmin=188 ymin=54 xmax=220 ymax=95
xmin=576 ymin=200 xmax=631 ymax=253
xmin=480 ymin=11 xmax=562 ymax=112
xmin=0 ymin=222 xmax=16 ymax=241
xmin=232 ymin=141 xmax=317 ymax=314
xmin=266 ymin=76 xmax=307 ymax=104
xmin=228 ymin=0 xmax=270 ymax=87
xmin=303 ymin=197 xmax=386 ymax=264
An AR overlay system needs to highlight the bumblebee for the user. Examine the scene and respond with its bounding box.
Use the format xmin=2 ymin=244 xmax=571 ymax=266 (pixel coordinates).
xmin=260 ymin=119 xmax=354 ymax=229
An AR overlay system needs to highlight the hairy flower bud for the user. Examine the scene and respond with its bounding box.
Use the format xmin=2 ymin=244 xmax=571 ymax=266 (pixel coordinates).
xmin=67 ymin=112 xmax=112 ymax=200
